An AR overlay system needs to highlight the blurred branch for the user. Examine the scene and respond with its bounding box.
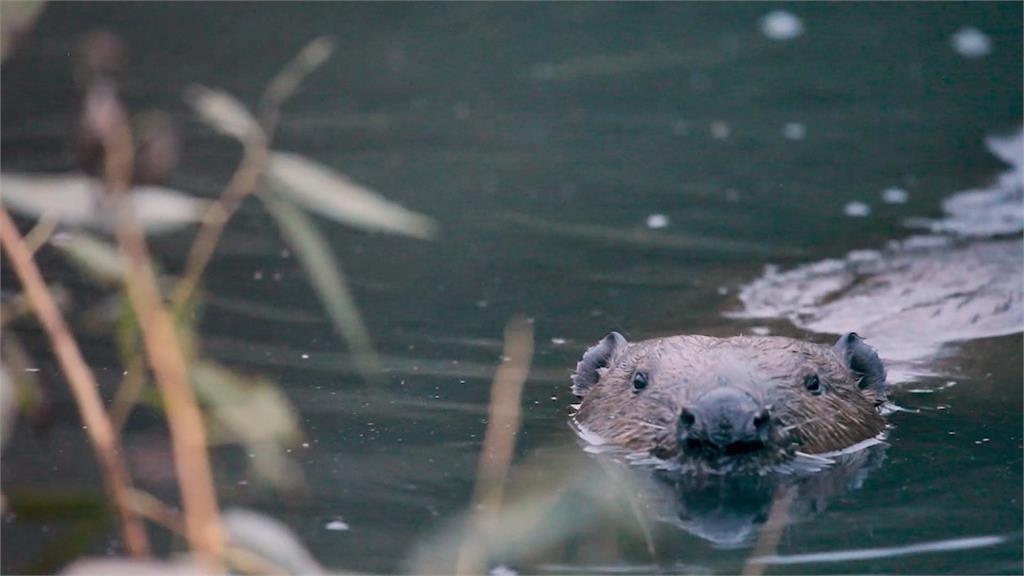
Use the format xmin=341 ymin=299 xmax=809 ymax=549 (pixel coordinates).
xmin=456 ymin=317 xmax=534 ymax=575
xmin=100 ymin=94 xmax=225 ymax=570
xmin=742 ymin=486 xmax=794 ymax=576
xmin=171 ymin=90 xmax=267 ymax=312
xmin=0 ymin=206 xmax=150 ymax=558
xmin=172 ymin=36 xmax=334 ymax=313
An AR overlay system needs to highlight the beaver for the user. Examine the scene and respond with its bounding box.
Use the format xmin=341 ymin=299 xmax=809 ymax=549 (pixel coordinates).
xmin=570 ymin=331 xmax=887 ymax=472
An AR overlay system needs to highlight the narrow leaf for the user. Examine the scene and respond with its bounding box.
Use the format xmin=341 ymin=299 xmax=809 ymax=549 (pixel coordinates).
xmin=191 ymin=361 xmax=302 ymax=489
xmin=51 ymin=231 xmax=124 ymax=285
xmin=1 ymin=172 xmax=206 ymax=234
xmin=184 ymin=85 xmax=259 ymax=142
xmin=259 ymin=190 xmax=382 ymax=379
xmin=262 ymin=36 xmax=336 ymax=109
xmin=266 ymin=152 xmax=437 ymax=240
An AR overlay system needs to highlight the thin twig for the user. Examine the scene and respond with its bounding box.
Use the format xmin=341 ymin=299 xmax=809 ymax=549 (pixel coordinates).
xmin=170 ymin=133 xmax=268 ymax=313
xmin=101 ymin=95 xmax=224 ymax=570
xmin=742 ymin=486 xmax=794 ymax=576
xmin=0 ymin=206 xmax=150 ymax=558
xmin=455 ymin=317 xmax=534 ymax=575
xmin=23 ymin=213 xmax=58 ymax=255
xmin=172 ymin=36 xmax=334 ymax=313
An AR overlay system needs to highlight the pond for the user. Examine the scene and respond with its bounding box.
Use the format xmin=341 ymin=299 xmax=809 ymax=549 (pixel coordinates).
xmin=1 ymin=3 xmax=1021 ymax=574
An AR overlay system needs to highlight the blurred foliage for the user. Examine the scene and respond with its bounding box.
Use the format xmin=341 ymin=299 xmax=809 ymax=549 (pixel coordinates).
xmin=1 ymin=23 xmax=438 ymax=573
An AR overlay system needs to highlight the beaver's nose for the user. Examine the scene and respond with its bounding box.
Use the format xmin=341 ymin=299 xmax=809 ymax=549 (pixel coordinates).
xmin=678 ymin=388 xmax=771 ymax=451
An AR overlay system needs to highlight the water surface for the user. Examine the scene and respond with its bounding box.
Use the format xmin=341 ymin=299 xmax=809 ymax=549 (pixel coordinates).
xmin=1 ymin=3 xmax=1021 ymax=574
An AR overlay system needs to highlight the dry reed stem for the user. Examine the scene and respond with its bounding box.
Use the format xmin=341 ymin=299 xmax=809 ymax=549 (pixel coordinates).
xmin=0 ymin=206 xmax=150 ymax=558
xmin=23 ymin=213 xmax=58 ymax=255
xmin=455 ymin=317 xmax=534 ymax=575
xmin=102 ymin=102 xmax=224 ymax=570
xmin=742 ymin=486 xmax=794 ymax=576
xmin=171 ymin=133 xmax=268 ymax=313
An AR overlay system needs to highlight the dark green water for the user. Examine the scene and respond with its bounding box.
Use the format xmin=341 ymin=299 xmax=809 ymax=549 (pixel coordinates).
xmin=2 ymin=3 xmax=1021 ymax=574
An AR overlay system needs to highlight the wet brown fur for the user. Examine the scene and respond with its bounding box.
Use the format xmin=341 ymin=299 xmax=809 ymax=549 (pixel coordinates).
xmin=572 ymin=335 xmax=886 ymax=461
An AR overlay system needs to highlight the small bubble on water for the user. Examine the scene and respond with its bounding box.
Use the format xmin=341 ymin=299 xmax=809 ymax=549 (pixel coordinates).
xmin=475 ymin=300 xmax=489 ymax=309
xmin=881 ymin=187 xmax=909 ymax=204
xmin=325 ymin=518 xmax=350 ymax=531
xmin=301 ymin=353 xmax=309 ymax=359
xmin=718 ymin=286 xmax=730 ymax=295
xmin=760 ymin=10 xmax=804 ymax=41
xmin=843 ymin=201 xmax=871 ymax=217
xmin=550 ymin=337 xmax=567 ymax=345
xmin=253 ymin=270 xmax=264 ymax=280
xmin=302 ymin=442 xmax=310 ymax=448
xmin=951 ymin=27 xmax=992 ymax=58
xmin=782 ymin=122 xmax=806 ymax=140
xmin=645 ymin=213 xmax=670 ymax=229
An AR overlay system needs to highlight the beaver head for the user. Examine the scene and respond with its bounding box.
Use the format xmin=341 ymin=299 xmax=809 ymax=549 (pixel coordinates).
xmin=571 ymin=332 xmax=887 ymax=471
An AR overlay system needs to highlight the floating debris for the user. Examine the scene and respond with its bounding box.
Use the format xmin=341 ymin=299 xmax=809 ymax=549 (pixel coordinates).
xmin=951 ymin=27 xmax=992 ymax=59
xmin=324 ymin=519 xmax=349 ymax=531
xmin=843 ymin=201 xmax=871 ymax=217
xmin=710 ymin=121 xmax=731 ymax=140
xmin=760 ymin=11 xmax=804 ymax=41
xmin=782 ymin=122 xmax=806 ymax=141
xmin=645 ymin=214 xmax=670 ymax=229
xmin=882 ymin=187 xmax=910 ymax=204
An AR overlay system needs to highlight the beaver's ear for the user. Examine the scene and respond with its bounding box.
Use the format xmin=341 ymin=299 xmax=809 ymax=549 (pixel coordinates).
xmin=833 ymin=332 xmax=886 ymax=400
xmin=572 ymin=331 xmax=628 ymax=397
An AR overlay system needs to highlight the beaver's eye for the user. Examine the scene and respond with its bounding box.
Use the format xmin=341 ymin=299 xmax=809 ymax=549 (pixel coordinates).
xmin=631 ymin=370 xmax=649 ymax=393
xmin=804 ymin=373 xmax=822 ymax=395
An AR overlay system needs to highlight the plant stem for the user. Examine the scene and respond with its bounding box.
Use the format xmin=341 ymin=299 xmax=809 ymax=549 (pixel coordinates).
xmin=455 ymin=317 xmax=534 ymax=575
xmin=171 ymin=134 xmax=268 ymax=313
xmin=103 ymin=110 xmax=225 ymax=570
xmin=0 ymin=206 xmax=150 ymax=558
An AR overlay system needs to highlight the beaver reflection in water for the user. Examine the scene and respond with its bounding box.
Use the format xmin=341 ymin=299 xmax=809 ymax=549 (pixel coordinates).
xmin=571 ymin=332 xmax=888 ymax=472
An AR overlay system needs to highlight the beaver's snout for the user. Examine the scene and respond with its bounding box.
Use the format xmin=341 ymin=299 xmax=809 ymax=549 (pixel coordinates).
xmin=678 ymin=388 xmax=772 ymax=457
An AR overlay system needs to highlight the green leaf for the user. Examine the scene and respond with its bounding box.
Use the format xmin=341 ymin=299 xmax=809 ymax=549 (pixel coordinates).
xmin=191 ymin=361 xmax=302 ymax=489
xmin=51 ymin=231 xmax=124 ymax=285
xmin=259 ymin=190 xmax=382 ymax=379
xmin=266 ymin=152 xmax=437 ymax=240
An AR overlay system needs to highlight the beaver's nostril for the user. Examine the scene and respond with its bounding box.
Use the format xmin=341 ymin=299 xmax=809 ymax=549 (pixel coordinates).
xmin=679 ymin=408 xmax=696 ymax=428
xmin=753 ymin=409 xmax=771 ymax=431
